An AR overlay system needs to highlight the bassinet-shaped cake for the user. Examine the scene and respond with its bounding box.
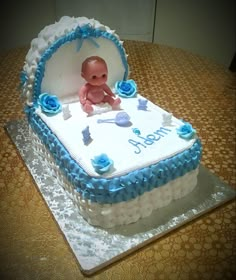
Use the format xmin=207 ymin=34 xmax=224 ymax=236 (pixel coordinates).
xmin=21 ymin=16 xmax=202 ymax=228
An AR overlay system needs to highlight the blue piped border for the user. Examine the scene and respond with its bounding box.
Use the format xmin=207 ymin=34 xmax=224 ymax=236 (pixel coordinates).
xmin=32 ymin=24 xmax=129 ymax=105
xmin=27 ymin=108 xmax=202 ymax=204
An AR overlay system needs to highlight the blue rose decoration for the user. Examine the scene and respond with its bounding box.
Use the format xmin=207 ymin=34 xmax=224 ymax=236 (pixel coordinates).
xmin=91 ymin=153 xmax=113 ymax=174
xmin=38 ymin=93 xmax=62 ymax=115
xmin=176 ymin=122 xmax=196 ymax=140
xmin=115 ymin=79 xmax=137 ymax=98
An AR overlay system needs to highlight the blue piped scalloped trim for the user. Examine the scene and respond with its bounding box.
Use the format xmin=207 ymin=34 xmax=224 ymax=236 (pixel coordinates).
xmin=27 ymin=108 xmax=202 ymax=204
xmin=32 ymin=25 xmax=129 ymax=105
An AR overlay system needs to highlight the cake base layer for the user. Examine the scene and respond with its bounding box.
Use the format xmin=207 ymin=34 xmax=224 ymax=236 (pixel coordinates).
xmin=5 ymin=119 xmax=236 ymax=275
xmin=30 ymin=126 xmax=199 ymax=228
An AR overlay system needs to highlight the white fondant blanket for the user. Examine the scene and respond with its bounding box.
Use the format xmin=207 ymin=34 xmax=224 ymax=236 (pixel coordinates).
xmin=36 ymin=94 xmax=196 ymax=179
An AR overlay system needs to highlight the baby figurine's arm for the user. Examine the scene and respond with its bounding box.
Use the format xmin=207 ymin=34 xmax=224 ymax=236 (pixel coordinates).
xmin=102 ymin=84 xmax=115 ymax=97
xmin=79 ymin=84 xmax=88 ymax=105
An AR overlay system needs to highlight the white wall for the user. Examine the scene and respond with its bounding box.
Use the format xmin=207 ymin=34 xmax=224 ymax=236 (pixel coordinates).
xmin=0 ymin=0 xmax=155 ymax=51
xmin=154 ymin=0 xmax=236 ymax=67
xmin=55 ymin=0 xmax=156 ymax=42
xmin=0 ymin=0 xmax=235 ymax=67
xmin=1 ymin=0 xmax=55 ymax=51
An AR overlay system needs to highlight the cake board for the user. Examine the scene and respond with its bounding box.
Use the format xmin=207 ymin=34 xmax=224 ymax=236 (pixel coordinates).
xmin=5 ymin=119 xmax=236 ymax=276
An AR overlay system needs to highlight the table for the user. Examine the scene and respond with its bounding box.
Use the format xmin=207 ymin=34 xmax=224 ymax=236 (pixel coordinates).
xmin=0 ymin=41 xmax=235 ymax=279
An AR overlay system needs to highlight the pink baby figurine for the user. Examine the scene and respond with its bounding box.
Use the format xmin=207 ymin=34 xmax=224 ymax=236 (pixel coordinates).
xmin=79 ymin=56 xmax=121 ymax=114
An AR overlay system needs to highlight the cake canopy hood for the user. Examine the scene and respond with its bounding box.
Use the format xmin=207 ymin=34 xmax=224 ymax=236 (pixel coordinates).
xmin=21 ymin=16 xmax=129 ymax=105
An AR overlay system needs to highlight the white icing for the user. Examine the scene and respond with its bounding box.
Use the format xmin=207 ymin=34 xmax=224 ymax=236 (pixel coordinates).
xmin=162 ymin=113 xmax=173 ymax=126
xmin=62 ymin=105 xmax=72 ymax=120
xmin=74 ymin=168 xmax=199 ymax=228
xmin=36 ymin=94 xmax=196 ymax=178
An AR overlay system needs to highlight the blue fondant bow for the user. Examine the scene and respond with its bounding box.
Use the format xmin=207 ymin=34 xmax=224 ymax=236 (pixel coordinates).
xmin=76 ymin=24 xmax=100 ymax=52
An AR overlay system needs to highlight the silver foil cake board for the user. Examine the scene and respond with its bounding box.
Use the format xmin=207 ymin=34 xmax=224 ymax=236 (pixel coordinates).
xmin=5 ymin=119 xmax=236 ymax=275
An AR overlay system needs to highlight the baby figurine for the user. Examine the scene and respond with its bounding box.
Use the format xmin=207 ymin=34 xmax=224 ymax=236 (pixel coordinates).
xmin=79 ymin=56 xmax=121 ymax=114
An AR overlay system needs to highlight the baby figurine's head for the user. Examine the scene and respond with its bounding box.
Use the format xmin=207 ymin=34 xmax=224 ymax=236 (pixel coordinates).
xmin=81 ymin=56 xmax=108 ymax=86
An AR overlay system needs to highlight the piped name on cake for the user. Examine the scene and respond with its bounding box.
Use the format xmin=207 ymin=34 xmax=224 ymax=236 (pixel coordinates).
xmin=128 ymin=127 xmax=171 ymax=154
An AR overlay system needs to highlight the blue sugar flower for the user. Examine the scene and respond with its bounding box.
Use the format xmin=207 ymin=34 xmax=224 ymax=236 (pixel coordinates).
xmin=176 ymin=122 xmax=196 ymax=140
xmin=91 ymin=153 xmax=113 ymax=174
xmin=38 ymin=93 xmax=62 ymax=115
xmin=115 ymin=79 xmax=137 ymax=98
